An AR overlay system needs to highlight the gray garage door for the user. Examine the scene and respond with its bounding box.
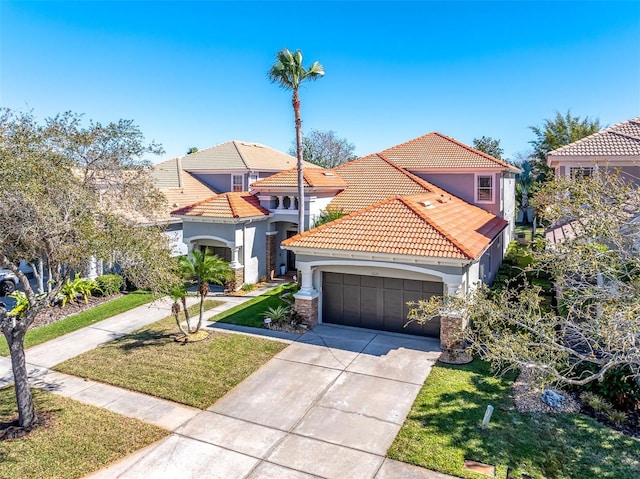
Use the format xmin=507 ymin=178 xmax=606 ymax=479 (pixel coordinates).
xmin=322 ymin=272 xmax=443 ymax=337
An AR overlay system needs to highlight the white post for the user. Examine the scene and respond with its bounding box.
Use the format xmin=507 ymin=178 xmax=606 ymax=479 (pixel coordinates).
xmin=277 ymin=196 xmax=284 ymax=210
xmin=288 ymin=195 xmax=296 ymax=210
xmin=230 ymin=246 xmax=241 ymax=268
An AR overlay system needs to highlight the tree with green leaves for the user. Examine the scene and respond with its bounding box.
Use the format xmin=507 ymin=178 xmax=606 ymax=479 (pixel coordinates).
xmin=529 ymin=110 xmax=601 ymax=180
xmin=179 ymin=248 xmax=232 ymax=333
xmin=408 ymin=170 xmax=640 ymax=389
xmin=269 ymin=48 xmax=325 ymax=234
xmin=312 ymin=208 xmax=347 ymax=228
xmin=472 ymin=136 xmax=503 ymax=159
xmin=0 ymin=109 xmax=176 ymax=429
xmin=289 ymin=129 xmax=356 ymax=169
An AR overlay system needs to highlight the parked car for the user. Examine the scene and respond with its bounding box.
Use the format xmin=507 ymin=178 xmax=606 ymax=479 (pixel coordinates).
xmin=0 ymin=269 xmax=19 ymax=296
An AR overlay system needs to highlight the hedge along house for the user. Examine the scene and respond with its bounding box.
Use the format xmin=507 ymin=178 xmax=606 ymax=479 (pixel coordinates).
xmin=174 ymin=133 xmax=515 ymax=337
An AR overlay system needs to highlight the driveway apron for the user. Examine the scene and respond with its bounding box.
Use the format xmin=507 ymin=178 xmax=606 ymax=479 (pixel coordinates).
xmin=92 ymin=324 xmax=443 ymax=479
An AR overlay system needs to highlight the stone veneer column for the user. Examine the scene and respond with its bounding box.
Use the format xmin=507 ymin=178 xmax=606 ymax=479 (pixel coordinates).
xmin=232 ymin=266 xmax=244 ymax=291
xmin=265 ymin=231 xmax=278 ymax=281
xmin=439 ymin=309 xmax=472 ymax=364
xmin=294 ymin=266 xmax=319 ymax=327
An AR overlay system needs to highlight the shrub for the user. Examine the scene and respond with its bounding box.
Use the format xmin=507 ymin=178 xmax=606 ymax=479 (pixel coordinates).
xmin=95 ymin=274 xmax=124 ymax=296
xmin=580 ymin=391 xmax=612 ymax=414
xmin=607 ymin=410 xmax=627 ymax=426
xmin=579 ymin=366 xmax=640 ymax=411
xmin=241 ymin=283 xmax=256 ymax=292
xmin=262 ymin=305 xmax=290 ymax=326
xmin=58 ymin=277 xmax=94 ymax=307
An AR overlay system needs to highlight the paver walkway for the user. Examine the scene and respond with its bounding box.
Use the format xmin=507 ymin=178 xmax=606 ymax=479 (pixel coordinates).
xmin=1 ymin=284 xmax=456 ymax=479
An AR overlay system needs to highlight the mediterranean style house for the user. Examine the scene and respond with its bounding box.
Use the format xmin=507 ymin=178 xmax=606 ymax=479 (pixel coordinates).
xmin=172 ymin=132 xmax=519 ymax=338
xmin=547 ymin=116 xmax=640 ymax=185
xmin=151 ymin=141 xmax=315 ymax=255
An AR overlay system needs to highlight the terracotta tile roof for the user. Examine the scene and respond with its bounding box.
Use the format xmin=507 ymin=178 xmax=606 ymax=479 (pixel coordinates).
xmin=250 ymin=167 xmax=348 ymax=188
xmin=547 ymin=117 xmax=640 ymax=157
xmin=171 ymin=192 xmax=270 ymax=219
xmin=380 ymin=132 xmax=518 ymax=171
xmin=283 ymin=193 xmax=506 ymax=260
xmin=169 ymin=141 xmax=318 ymax=172
xmin=157 ymin=172 xmax=218 ymax=221
xmin=327 ymin=154 xmax=448 ymax=213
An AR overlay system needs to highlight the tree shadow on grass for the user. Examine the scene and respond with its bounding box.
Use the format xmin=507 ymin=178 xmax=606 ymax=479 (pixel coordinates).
xmin=111 ymin=328 xmax=172 ymax=351
xmin=403 ymin=361 xmax=639 ymax=479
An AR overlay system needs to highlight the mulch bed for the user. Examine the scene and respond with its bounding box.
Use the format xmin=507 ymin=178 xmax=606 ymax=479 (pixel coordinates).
xmin=30 ymin=294 xmax=123 ymax=329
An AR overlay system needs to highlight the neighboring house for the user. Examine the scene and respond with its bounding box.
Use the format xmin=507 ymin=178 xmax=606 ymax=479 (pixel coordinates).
xmin=152 ymin=141 xmax=313 ymax=255
xmin=547 ymin=117 xmax=640 ymax=185
xmin=545 ymin=116 xmax=640 ymax=245
xmin=173 ymin=132 xmax=516 ymax=339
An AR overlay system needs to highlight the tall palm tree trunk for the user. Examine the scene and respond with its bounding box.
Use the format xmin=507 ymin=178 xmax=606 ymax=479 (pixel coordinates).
xmin=293 ymin=89 xmax=305 ymax=234
xmin=194 ymin=282 xmax=208 ymax=333
xmin=181 ymin=296 xmax=191 ymax=333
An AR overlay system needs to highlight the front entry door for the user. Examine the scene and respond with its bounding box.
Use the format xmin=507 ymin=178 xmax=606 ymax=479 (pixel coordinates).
xmin=286 ymin=231 xmax=296 ymax=272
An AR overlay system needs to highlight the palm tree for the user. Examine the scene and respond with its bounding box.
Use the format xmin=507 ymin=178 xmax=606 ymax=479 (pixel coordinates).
xmin=268 ymin=48 xmax=325 ymax=234
xmin=169 ymin=283 xmax=191 ymax=335
xmin=179 ymin=248 xmax=232 ymax=332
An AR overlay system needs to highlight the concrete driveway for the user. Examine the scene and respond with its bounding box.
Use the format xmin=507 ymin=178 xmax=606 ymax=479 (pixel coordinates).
xmin=89 ymin=324 xmax=444 ymax=479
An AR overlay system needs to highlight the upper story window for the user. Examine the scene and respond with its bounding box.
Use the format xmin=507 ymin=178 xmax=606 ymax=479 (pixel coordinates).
xmin=232 ymin=174 xmax=244 ymax=192
xmin=475 ymin=174 xmax=494 ymax=203
xmin=569 ymin=167 xmax=594 ymax=179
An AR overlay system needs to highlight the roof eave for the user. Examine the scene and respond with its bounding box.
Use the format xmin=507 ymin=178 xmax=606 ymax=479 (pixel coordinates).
xmin=170 ymin=213 xmax=271 ymax=224
xmin=281 ymin=245 xmax=472 ymax=267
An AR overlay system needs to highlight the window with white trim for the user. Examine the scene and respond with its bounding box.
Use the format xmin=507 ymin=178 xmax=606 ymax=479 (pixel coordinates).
xmin=232 ymin=174 xmax=243 ymax=192
xmin=476 ymin=175 xmax=494 ymax=203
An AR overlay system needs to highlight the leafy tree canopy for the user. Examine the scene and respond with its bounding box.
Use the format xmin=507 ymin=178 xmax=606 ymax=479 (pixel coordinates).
xmin=529 ymin=110 xmax=601 ymax=180
xmin=289 ymin=129 xmax=356 ymax=169
xmin=0 ymin=108 xmax=176 ymax=428
xmin=472 ymin=136 xmax=504 ymax=159
xmin=409 ymin=170 xmax=640 ymax=388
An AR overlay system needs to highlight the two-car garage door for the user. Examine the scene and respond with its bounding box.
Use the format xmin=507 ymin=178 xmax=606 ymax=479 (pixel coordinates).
xmin=322 ymin=272 xmax=443 ymax=337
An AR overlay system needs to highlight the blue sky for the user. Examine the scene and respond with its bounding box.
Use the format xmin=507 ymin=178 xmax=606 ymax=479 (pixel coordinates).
xmin=2 ymin=1 xmax=639 ymax=163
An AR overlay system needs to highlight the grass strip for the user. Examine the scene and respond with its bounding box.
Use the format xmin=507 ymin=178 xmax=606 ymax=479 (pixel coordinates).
xmin=54 ymin=298 xmax=287 ymax=409
xmin=211 ymin=284 xmax=291 ymax=328
xmin=0 ymin=292 xmax=153 ymax=356
xmin=0 ymin=387 xmax=168 ymax=479
xmin=388 ymin=360 xmax=640 ymax=479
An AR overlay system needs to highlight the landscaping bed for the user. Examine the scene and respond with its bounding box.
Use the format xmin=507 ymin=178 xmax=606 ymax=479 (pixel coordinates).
xmin=388 ymin=360 xmax=639 ymax=479
xmin=0 ymin=387 xmax=167 ymax=479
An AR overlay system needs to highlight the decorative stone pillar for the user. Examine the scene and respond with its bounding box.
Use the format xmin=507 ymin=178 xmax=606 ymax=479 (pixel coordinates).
xmin=439 ymin=309 xmax=472 ymax=364
xmin=288 ymin=195 xmax=296 ymax=210
xmin=277 ymin=196 xmax=284 ymax=210
xmin=294 ymin=294 xmax=319 ymax=328
xmin=265 ymin=231 xmax=278 ymax=281
xmin=232 ymin=266 xmax=244 ymax=291
xmin=294 ymin=266 xmax=318 ymax=327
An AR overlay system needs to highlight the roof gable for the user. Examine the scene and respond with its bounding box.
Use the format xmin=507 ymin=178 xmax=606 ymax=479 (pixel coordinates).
xmin=547 ymin=117 xmax=640 ymax=157
xmin=380 ymin=132 xmax=516 ymax=171
xmin=174 ymin=141 xmax=304 ymax=171
xmin=283 ymin=193 xmax=506 ymax=260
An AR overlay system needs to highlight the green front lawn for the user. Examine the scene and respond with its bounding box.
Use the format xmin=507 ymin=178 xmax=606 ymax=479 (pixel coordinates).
xmin=0 ymin=387 xmax=168 ymax=479
xmin=389 ymin=360 xmax=639 ymax=479
xmin=0 ymin=292 xmax=153 ymax=356
xmin=54 ymin=299 xmax=287 ymax=409
xmin=211 ymin=283 xmax=292 ymax=328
